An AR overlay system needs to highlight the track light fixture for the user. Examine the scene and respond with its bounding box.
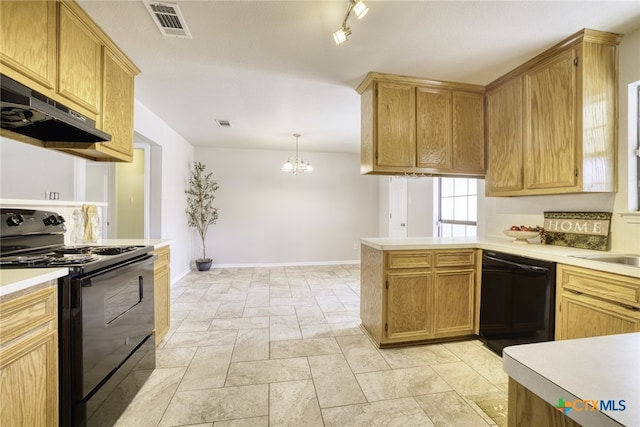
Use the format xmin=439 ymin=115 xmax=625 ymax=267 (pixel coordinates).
xmin=333 ymin=0 xmax=369 ymax=45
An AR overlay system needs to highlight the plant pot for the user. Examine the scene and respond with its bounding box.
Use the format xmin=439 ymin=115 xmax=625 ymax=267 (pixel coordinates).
xmin=195 ymin=258 xmax=213 ymax=271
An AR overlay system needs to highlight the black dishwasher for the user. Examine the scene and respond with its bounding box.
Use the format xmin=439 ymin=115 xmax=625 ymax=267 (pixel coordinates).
xmin=479 ymin=250 xmax=556 ymax=356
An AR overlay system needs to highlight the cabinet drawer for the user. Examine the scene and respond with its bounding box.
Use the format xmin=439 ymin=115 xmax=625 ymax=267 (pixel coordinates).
xmin=434 ymin=250 xmax=475 ymax=268
xmin=0 ymin=286 xmax=56 ymax=346
xmin=558 ymin=265 xmax=640 ymax=306
xmin=154 ymin=247 xmax=170 ymax=267
xmin=387 ymin=251 xmax=432 ymax=269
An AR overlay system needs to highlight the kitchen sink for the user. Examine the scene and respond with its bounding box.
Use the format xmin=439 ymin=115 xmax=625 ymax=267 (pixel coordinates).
xmin=570 ymin=254 xmax=640 ymax=267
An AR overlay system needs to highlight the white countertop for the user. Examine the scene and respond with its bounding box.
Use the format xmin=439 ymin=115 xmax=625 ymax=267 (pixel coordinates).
xmin=503 ymin=333 xmax=640 ymax=427
xmin=99 ymin=239 xmax=173 ymax=249
xmin=360 ymin=236 xmax=640 ymax=278
xmin=0 ymin=268 xmax=68 ymax=297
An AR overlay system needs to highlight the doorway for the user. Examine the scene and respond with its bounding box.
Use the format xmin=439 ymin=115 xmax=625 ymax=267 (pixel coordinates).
xmin=388 ymin=176 xmax=408 ymax=238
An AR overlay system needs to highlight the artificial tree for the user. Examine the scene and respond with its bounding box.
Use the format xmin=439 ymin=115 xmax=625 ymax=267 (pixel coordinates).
xmin=185 ymin=161 xmax=219 ymax=271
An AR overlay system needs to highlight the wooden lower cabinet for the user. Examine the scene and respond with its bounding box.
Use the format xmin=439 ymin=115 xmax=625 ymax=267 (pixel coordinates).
xmin=508 ymin=378 xmax=580 ymax=427
xmin=556 ymin=264 xmax=640 ymax=340
xmin=361 ymin=245 xmax=478 ymax=347
xmin=0 ymin=284 xmax=58 ymax=426
xmin=153 ymin=246 xmax=171 ymax=345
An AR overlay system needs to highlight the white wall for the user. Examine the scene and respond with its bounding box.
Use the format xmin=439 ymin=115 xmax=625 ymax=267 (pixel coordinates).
xmin=193 ymin=147 xmax=378 ymax=266
xmin=133 ymin=100 xmax=194 ymax=281
xmin=0 ymin=137 xmax=81 ymax=200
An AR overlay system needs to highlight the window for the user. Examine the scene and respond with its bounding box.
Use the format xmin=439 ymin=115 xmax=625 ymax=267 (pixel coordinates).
xmin=437 ymin=177 xmax=477 ymax=237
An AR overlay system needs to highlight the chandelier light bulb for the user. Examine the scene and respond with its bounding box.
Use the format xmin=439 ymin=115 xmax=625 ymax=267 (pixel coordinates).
xmin=282 ymin=134 xmax=313 ymax=175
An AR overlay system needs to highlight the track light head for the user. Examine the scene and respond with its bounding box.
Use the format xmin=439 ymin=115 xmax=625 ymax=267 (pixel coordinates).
xmin=352 ymin=0 xmax=368 ymax=19
xmin=333 ymin=26 xmax=351 ymax=45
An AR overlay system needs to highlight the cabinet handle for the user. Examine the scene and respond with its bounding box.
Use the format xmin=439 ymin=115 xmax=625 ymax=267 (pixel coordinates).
xmin=568 ymin=289 xmax=582 ymax=295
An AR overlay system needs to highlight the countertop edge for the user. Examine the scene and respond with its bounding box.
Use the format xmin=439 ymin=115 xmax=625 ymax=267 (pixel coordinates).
xmin=0 ymin=268 xmax=68 ymax=297
xmin=360 ymin=237 xmax=640 ymax=277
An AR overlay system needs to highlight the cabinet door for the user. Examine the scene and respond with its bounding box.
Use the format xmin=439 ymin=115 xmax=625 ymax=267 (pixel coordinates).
xmin=524 ymin=50 xmax=577 ymax=191
xmin=101 ymin=47 xmax=135 ymax=160
xmin=432 ymin=269 xmax=475 ymax=337
xmin=153 ymin=247 xmax=171 ymax=345
xmin=557 ymin=292 xmax=640 ymax=340
xmin=0 ymin=287 xmax=58 ymax=426
xmin=58 ymin=2 xmax=102 ymax=116
xmin=452 ymin=92 xmax=485 ymax=173
xmin=0 ymin=1 xmax=57 ymax=91
xmin=486 ymin=78 xmax=524 ymax=194
xmin=385 ymin=271 xmax=430 ymax=342
xmin=416 ymin=88 xmax=451 ymax=169
xmin=376 ymin=82 xmax=415 ymax=168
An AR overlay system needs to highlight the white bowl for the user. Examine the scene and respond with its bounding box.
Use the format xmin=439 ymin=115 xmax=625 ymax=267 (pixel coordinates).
xmin=503 ymin=229 xmax=540 ymax=243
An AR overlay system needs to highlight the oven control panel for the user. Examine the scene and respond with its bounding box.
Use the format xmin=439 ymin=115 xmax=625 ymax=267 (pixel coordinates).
xmin=1 ymin=208 xmax=67 ymax=236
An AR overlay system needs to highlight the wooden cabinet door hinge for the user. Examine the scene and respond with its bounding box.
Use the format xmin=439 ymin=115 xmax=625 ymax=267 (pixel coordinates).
xmin=384 ymin=323 xmax=388 ymax=332
xmin=573 ymin=56 xmax=579 ymax=66
xmin=575 ymin=168 xmax=579 ymax=177
xmin=385 ymin=280 xmax=389 ymax=290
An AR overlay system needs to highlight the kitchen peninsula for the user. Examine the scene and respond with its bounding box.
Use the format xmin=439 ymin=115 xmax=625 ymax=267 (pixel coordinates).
xmin=360 ymin=237 xmax=640 ymax=348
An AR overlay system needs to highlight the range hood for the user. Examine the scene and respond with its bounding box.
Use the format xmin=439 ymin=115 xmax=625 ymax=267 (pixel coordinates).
xmin=0 ymin=74 xmax=111 ymax=143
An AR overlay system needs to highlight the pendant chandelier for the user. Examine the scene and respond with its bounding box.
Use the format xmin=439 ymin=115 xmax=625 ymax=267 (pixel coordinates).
xmin=282 ymin=133 xmax=313 ymax=175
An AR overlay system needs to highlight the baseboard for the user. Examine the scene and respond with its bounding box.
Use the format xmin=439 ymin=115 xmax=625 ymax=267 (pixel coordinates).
xmin=210 ymin=259 xmax=361 ymax=268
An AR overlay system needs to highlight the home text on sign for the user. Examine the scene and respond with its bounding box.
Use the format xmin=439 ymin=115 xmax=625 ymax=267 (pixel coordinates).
xmin=543 ymin=219 xmax=610 ymax=236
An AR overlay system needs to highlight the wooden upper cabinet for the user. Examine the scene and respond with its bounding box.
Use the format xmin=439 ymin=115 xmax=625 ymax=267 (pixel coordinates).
xmin=486 ymin=77 xmax=524 ymax=194
xmin=0 ymin=1 xmax=57 ymax=92
xmin=376 ymin=82 xmax=416 ymax=169
xmin=358 ymin=72 xmax=485 ymax=177
xmin=524 ymin=49 xmax=578 ymax=191
xmin=485 ymin=29 xmax=622 ymax=196
xmin=100 ymin=47 xmax=136 ymax=160
xmin=58 ymin=1 xmax=103 ymax=117
xmin=452 ymin=91 xmax=484 ymax=173
xmin=416 ymin=88 xmax=451 ymax=169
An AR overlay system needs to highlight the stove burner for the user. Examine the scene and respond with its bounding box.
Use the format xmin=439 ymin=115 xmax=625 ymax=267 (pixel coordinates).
xmin=48 ymin=254 xmax=98 ymax=265
xmin=53 ymin=245 xmax=93 ymax=255
xmin=91 ymin=246 xmax=138 ymax=255
xmin=0 ymin=254 xmax=52 ymax=265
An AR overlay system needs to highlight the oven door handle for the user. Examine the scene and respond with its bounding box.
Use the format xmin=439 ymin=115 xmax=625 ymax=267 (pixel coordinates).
xmin=483 ymin=254 xmax=549 ymax=273
xmin=82 ymin=254 xmax=158 ymax=281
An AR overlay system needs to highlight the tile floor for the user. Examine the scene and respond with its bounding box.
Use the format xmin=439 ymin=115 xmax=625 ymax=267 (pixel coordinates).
xmin=101 ymin=264 xmax=509 ymax=426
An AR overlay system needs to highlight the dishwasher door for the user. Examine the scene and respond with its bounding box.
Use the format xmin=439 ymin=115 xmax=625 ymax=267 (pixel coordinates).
xmin=479 ymin=251 xmax=556 ymax=356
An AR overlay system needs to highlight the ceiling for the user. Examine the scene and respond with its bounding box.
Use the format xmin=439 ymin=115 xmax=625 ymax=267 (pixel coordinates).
xmin=77 ymin=0 xmax=640 ymax=154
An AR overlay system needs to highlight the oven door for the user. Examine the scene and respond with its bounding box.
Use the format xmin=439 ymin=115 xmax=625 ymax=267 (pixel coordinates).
xmin=77 ymin=254 xmax=156 ymax=399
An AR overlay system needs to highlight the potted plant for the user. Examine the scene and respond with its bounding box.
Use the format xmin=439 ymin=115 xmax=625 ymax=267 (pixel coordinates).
xmin=185 ymin=161 xmax=219 ymax=271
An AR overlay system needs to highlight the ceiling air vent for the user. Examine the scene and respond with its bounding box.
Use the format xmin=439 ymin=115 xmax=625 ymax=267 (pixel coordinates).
xmin=144 ymin=1 xmax=192 ymax=39
xmin=216 ymin=120 xmax=232 ymax=128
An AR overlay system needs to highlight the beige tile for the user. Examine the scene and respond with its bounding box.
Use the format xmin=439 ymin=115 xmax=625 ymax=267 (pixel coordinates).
xmin=269 ymin=380 xmax=323 ymax=427
xmin=163 ymin=330 xmax=237 ymax=348
xmin=308 ymin=354 xmax=367 ymax=408
xmin=443 ymin=341 xmax=508 ymax=384
xmin=415 ymin=391 xmax=491 ymax=426
xmin=316 ymin=295 xmax=347 ymax=312
xmin=321 ymin=397 xmax=435 ymax=427
xmin=225 ymin=357 xmax=311 ymax=386
xmin=379 ymin=343 xmax=460 ymax=369
xmin=269 ymin=315 xmax=302 ymax=341
xmin=137 ymin=346 xmax=197 ymax=369
xmin=243 ymin=306 xmax=296 ymax=317
xmin=172 ymin=300 xmax=221 ymax=313
xmin=270 ymin=338 xmax=341 ymax=359
xmin=300 ymin=321 xmax=363 ymax=339
xmin=215 ymin=301 xmax=247 ymax=318
xmin=431 ymin=362 xmax=501 ymax=397
xmin=245 ymin=291 xmax=269 ymax=308
xmin=209 ymin=316 xmax=270 ymax=330
xmin=231 ymin=328 xmax=269 ymax=362
xmin=323 ymin=311 xmax=361 ymax=324
xmin=336 ymin=334 xmax=390 ymax=373
xmin=176 ymin=311 xmax=216 ymax=332
xmin=214 ymin=417 xmax=268 ymax=427
xmin=294 ymin=305 xmax=327 ymax=326
xmin=159 ymin=384 xmax=268 ymax=426
xmin=355 ymin=365 xmax=451 ymax=401
xmin=179 ymin=345 xmax=234 ymax=391
xmin=90 ymin=367 xmax=185 ymax=427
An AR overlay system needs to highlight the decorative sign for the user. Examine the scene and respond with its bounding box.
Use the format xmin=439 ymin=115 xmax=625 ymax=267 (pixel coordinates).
xmin=543 ymin=211 xmax=612 ymax=251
